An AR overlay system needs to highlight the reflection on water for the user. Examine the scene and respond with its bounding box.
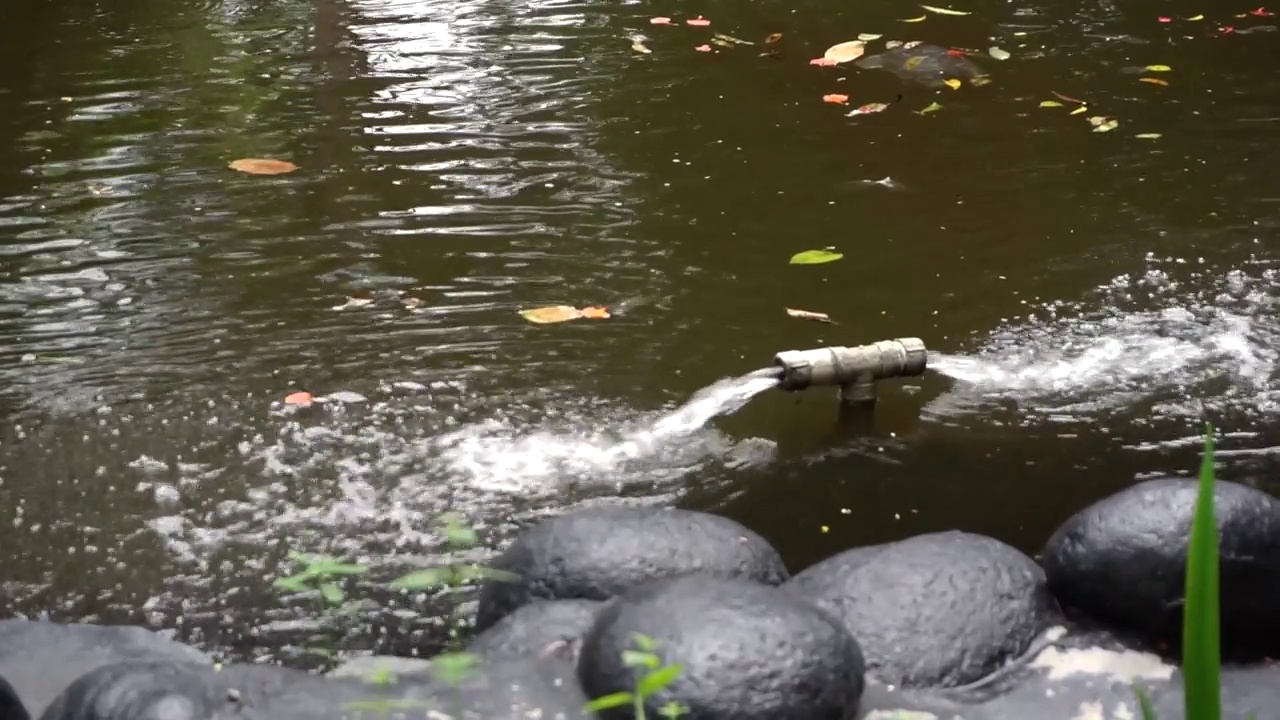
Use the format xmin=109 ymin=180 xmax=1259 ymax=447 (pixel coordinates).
xmin=0 ymin=0 xmax=1277 ymax=663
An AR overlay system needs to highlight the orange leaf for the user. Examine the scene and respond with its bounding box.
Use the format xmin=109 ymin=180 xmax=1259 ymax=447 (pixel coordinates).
xmin=1139 ymin=77 xmax=1169 ymax=86
xmin=765 ymin=32 xmax=783 ymax=44
xmin=229 ymin=158 xmax=298 ymax=175
xmin=579 ymin=306 xmax=612 ymax=319
xmin=695 ymin=44 xmax=713 ymax=52
xmin=520 ymin=306 xmax=582 ymax=324
xmin=650 ymin=16 xmax=672 ymax=24
xmin=284 ymin=391 xmax=313 ymax=405
xmin=809 ymin=57 xmax=839 ymax=66
xmin=823 ymin=94 xmax=850 ymax=104
xmin=686 ymin=15 xmax=710 ymax=26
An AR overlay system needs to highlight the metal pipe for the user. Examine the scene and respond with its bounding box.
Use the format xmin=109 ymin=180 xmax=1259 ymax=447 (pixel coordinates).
xmin=772 ymin=338 xmax=928 ymax=392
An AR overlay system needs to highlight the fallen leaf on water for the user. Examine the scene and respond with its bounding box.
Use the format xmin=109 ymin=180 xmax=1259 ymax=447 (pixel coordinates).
xmin=1052 ymin=91 xmax=1086 ymax=104
xmin=900 ymin=15 xmax=927 ymax=22
xmin=1250 ymin=6 xmax=1273 ymax=15
xmin=1135 ymin=133 xmax=1163 ymax=139
xmin=714 ymin=32 xmax=754 ymax=45
xmin=823 ymin=94 xmax=850 ymax=104
xmin=970 ymin=75 xmax=992 ymax=86
xmin=790 ymin=249 xmax=844 ymax=264
xmin=1089 ymin=116 xmax=1120 ymax=132
xmin=916 ymin=101 xmax=943 ymax=114
xmin=988 ymin=46 xmax=1011 ymax=60
xmin=904 ymin=56 xmax=926 ymax=70
xmin=1158 ymin=15 xmax=1172 ymax=22
xmin=649 ymin=16 xmax=672 ymax=24
xmin=921 ymin=4 xmax=971 ymax=15
xmin=402 ymin=296 xmax=421 ymax=310
xmin=943 ymin=78 xmax=962 ymax=89
xmin=1039 ymin=100 xmax=1064 ymax=108
xmin=1221 ymin=25 xmax=1236 ymax=33
xmin=229 ymin=158 xmax=298 ymax=175
xmin=858 ymin=33 xmax=883 ymax=41
xmin=284 ymin=392 xmax=314 ymax=405
xmin=1139 ymin=77 xmax=1169 ymax=86
xmin=885 ymin=40 xmax=904 ymax=49
xmin=1144 ymin=64 xmax=1172 ymax=72
xmin=631 ymin=41 xmax=652 ymax=53
xmin=765 ymin=32 xmax=784 ymax=43
xmin=519 ymin=306 xmax=610 ymax=324
xmin=904 ymin=40 xmax=925 ymax=50
xmin=686 ymin=15 xmax=711 ymax=26
xmin=579 ymin=306 xmax=611 ymax=319
xmin=809 ymin=57 xmax=839 ymax=66
xmin=332 ymin=297 xmax=375 ymax=310
xmin=847 ymin=102 xmax=890 ymax=116
xmin=1186 ymin=14 xmax=1205 ymax=20
xmin=710 ymin=37 xmax=735 ymax=47
xmin=1070 ymin=105 xmax=1090 ymax=115
xmin=823 ymin=40 xmax=866 ymax=63
xmin=695 ymin=44 xmax=713 ymax=52
xmin=786 ymin=307 xmax=837 ymax=324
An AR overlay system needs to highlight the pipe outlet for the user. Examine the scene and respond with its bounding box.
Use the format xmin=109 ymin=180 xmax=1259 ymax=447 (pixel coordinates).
xmin=772 ymin=338 xmax=927 ymax=392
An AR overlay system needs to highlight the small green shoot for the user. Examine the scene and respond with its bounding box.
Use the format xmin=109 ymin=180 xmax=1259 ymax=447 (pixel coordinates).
xmin=391 ymin=515 xmax=519 ymax=591
xmin=1183 ymin=424 xmax=1221 ymax=720
xmin=273 ymin=551 xmax=367 ymax=607
xmin=432 ymin=651 xmax=481 ymax=686
xmin=583 ymin=634 xmax=686 ymax=719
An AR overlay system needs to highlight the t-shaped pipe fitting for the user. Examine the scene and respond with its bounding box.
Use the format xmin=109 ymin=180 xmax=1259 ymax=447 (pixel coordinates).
xmin=772 ymin=338 xmax=928 ymax=391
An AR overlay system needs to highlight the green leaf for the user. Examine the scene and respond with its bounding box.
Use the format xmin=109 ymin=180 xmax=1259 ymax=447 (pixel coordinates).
xmin=915 ymin=101 xmax=943 ymax=115
xmin=442 ymin=521 xmax=479 ymax=549
xmin=789 ymin=249 xmax=843 ymax=265
xmin=390 ymin=568 xmax=456 ymax=590
xmin=637 ymin=664 xmax=684 ymax=698
xmin=453 ymin=565 xmax=521 ymax=584
xmin=1038 ymin=100 xmax=1063 ymax=108
xmin=583 ymin=692 xmax=635 ymax=712
xmin=631 ymin=633 xmax=657 ymax=652
xmin=1183 ymin=424 xmax=1221 ymax=720
xmin=658 ymin=700 xmax=690 ymax=719
xmin=310 ymin=560 xmax=367 ymax=576
xmin=432 ymin=652 xmax=481 ymax=685
xmin=623 ymin=650 xmax=661 ymax=669
xmin=366 ymin=665 xmax=398 ymax=687
xmin=273 ymin=575 xmax=312 ymax=593
xmin=1133 ymin=685 xmax=1157 ymax=720
xmin=318 ymin=582 xmax=344 ymax=605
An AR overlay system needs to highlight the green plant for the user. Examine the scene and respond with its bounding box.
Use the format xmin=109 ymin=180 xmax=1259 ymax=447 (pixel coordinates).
xmin=1182 ymin=423 xmax=1221 ymax=720
xmin=390 ymin=513 xmax=520 ymax=591
xmin=583 ymin=633 xmax=687 ymax=719
xmin=273 ymin=550 xmax=367 ymax=607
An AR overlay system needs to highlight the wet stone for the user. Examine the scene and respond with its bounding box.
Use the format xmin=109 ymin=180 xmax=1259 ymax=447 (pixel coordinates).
xmin=1042 ymin=477 xmax=1280 ymax=660
xmin=856 ymin=43 xmax=986 ymax=87
xmin=786 ymin=530 xmax=1056 ymax=689
xmin=475 ymin=506 xmax=789 ymax=631
xmin=578 ymin=574 xmax=864 ymax=720
xmin=467 ymin=598 xmax=605 ymax=664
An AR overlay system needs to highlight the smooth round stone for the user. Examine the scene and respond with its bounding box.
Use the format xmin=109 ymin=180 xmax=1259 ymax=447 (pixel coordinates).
xmin=0 ymin=674 xmax=29 ymax=720
xmin=578 ymin=575 xmax=864 ymax=720
xmin=467 ymin=599 xmax=604 ymax=664
xmin=786 ymin=530 xmax=1056 ymax=689
xmin=475 ymin=507 xmax=788 ymax=631
xmin=1042 ymin=477 xmax=1280 ymax=659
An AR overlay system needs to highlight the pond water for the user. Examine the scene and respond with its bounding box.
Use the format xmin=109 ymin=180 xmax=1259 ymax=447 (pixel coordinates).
xmin=0 ymin=0 xmax=1276 ymax=664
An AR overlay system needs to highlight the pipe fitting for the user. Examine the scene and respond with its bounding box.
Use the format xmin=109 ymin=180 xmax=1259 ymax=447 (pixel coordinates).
xmin=772 ymin=338 xmax=927 ymax=392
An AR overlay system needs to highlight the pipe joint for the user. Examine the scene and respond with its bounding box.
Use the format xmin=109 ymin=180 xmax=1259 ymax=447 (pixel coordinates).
xmin=772 ymin=338 xmax=927 ymax=392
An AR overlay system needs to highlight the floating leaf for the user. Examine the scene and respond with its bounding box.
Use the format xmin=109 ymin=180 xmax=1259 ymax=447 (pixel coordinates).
xmin=969 ymin=75 xmax=992 ymax=86
xmin=650 ymin=16 xmax=672 ymax=24
xmin=710 ymin=37 xmax=735 ymax=47
xmin=284 ymin=391 xmax=313 ymax=405
xmin=858 ymin=33 xmax=883 ymax=41
xmin=1135 ymin=133 xmax=1163 ymax=139
xmin=847 ymin=102 xmax=890 ymax=116
xmin=331 ymin=296 xmax=374 ymax=310
xmin=885 ymin=40 xmax=904 ymax=49
xmin=921 ymin=4 xmax=971 ymax=15
xmin=695 ymin=44 xmax=713 ymax=52
xmin=1186 ymin=14 xmax=1205 ymax=20
xmin=579 ymin=306 xmax=611 ymax=319
xmin=823 ymin=93 xmax=850 ymax=104
xmin=988 ymin=46 xmax=1011 ymax=60
xmin=519 ymin=306 xmax=609 ymax=324
xmin=916 ymin=101 xmax=943 ymax=114
xmin=1158 ymin=15 xmax=1172 ymax=22
xmin=229 ymin=158 xmax=297 ymax=175
xmin=823 ymin=40 xmax=866 ymax=63
xmin=686 ymin=15 xmax=710 ymax=26
xmin=765 ymin=32 xmax=784 ymax=43
xmin=943 ymin=78 xmax=962 ymax=89
xmin=1089 ymin=116 xmax=1120 ymax=132
xmin=809 ymin=57 xmax=839 ymax=66
xmin=903 ymin=40 xmax=924 ymax=49
xmin=1144 ymin=64 xmax=1172 ymax=72
xmin=1070 ymin=105 xmax=1089 ymax=115
xmin=900 ymin=15 xmax=927 ymax=22
xmin=789 ymin=249 xmax=844 ymax=264
xmin=1052 ymin=90 xmax=1086 ymax=103
xmin=904 ymin=56 xmax=926 ymax=71
xmin=785 ymin=307 xmax=837 ymax=324
xmin=1039 ymin=100 xmax=1064 ymax=108
xmin=1139 ymin=77 xmax=1169 ymax=86
xmin=714 ymin=33 xmax=754 ymax=45
xmin=1250 ymin=6 xmax=1273 ymax=15
xmin=631 ymin=41 xmax=652 ymax=53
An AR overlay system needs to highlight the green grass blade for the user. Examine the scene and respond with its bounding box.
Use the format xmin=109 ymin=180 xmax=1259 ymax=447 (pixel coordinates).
xmin=1133 ymin=684 xmax=1157 ymax=720
xmin=1182 ymin=424 xmax=1221 ymax=720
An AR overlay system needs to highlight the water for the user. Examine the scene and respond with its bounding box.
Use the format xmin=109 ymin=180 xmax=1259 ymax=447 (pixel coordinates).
xmin=1 ymin=0 xmax=1278 ymax=664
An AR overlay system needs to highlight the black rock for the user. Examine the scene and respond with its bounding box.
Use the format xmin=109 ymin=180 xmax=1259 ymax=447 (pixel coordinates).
xmin=578 ymin=574 xmax=864 ymax=720
xmin=468 ymin=599 xmax=605 ymax=664
xmin=0 ymin=673 xmax=30 ymax=720
xmin=0 ymin=620 xmax=209 ymax=718
xmin=476 ymin=507 xmax=788 ymax=631
xmin=786 ymin=530 xmax=1056 ymax=689
xmin=1042 ymin=477 xmax=1280 ymax=659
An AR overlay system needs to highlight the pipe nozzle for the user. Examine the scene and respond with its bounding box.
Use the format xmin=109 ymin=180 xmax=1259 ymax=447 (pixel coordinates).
xmin=772 ymin=338 xmax=927 ymax=392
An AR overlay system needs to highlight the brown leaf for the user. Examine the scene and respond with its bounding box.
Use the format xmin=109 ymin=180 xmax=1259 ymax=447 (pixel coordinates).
xmin=1051 ymin=91 xmax=1086 ymax=104
xmin=229 ymin=158 xmax=298 ymax=175
xmin=786 ymin=307 xmax=837 ymax=324
xmin=1139 ymin=77 xmax=1169 ymax=86
xmin=765 ymin=32 xmax=784 ymax=44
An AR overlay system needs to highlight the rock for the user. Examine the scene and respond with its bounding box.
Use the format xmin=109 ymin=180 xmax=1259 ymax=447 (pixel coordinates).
xmin=1042 ymin=477 xmax=1280 ymax=660
xmin=578 ymin=575 xmax=863 ymax=720
xmin=786 ymin=531 xmax=1056 ymax=689
xmin=855 ymin=43 xmax=987 ymax=87
xmin=0 ymin=620 xmax=209 ymax=718
xmin=327 ymin=655 xmax=434 ymax=681
xmin=467 ymin=598 xmax=605 ymax=664
xmin=475 ymin=507 xmax=788 ymax=631
xmin=0 ymin=673 xmax=30 ymax=720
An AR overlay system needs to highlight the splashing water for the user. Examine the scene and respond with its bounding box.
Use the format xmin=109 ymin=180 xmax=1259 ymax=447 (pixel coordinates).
xmin=925 ymin=263 xmax=1280 ymax=423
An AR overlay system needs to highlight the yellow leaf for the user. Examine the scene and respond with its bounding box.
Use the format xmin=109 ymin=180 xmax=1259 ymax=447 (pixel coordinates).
xmin=521 ymin=306 xmax=609 ymax=323
xmin=900 ymin=15 xmax=927 ymax=22
xmin=943 ymin=78 xmax=962 ymax=90
xmin=823 ymin=40 xmax=866 ymax=63
xmin=1144 ymin=64 xmax=1172 ymax=72
xmin=1093 ymin=119 xmax=1120 ymax=133
xmin=631 ymin=41 xmax=652 ymax=54
xmin=229 ymin=158 xmax=298 ymax=175
xmin=1070 ymin=105 xmax=1089 ymax=115
xmin=1139 ymin=77 xmax=1169 ymax=86
xmin=1135 ymin=133 xmax=1163 ymax=139
xmin=1186 ymin=14 xmax=1205 ymax=20
xmin=921 ymin=4 xmax=971 ymax=14
xmin=1039 ymin=100 xmax=1063 ymax=108
xmin=904 ymin=56 xmax=926 ymax=70
xmin=858 ymin=33 xmax=883 ymax=41
xmin=785 ymin=308 xmax=837 ymax=324
xmin=820 ymin=525 xmax=830 ymax=533
xmin=915 ymin=101 xmax=943 ymax=115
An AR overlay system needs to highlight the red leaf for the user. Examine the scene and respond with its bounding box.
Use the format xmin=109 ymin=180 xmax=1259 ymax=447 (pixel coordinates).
xmin=809 ymin=57 xmax=839 ymax=66
xmin=946 ymin=48 xmax=966 ymax=56
xmin=284 ymin=392 xmax=313 ymax=405
xmin=822 ymin=93 xmax=850 ymax=104
xmin=695 ymin=44 xmax=712 ymax=52
xmin=1221 ymin=25 xmax=1237 ymax=32
xmin=1157 ymin=15 xmax=1172 ymax=22
xmin=686 ymin=15 xmax=710 ymax=26
xmin=1250 ymin=6 xmax=1272 ymax=15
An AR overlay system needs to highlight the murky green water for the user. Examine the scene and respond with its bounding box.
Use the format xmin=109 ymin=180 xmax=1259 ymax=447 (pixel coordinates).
xmin=0 ymin=0 xmax=1276 ymax=663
